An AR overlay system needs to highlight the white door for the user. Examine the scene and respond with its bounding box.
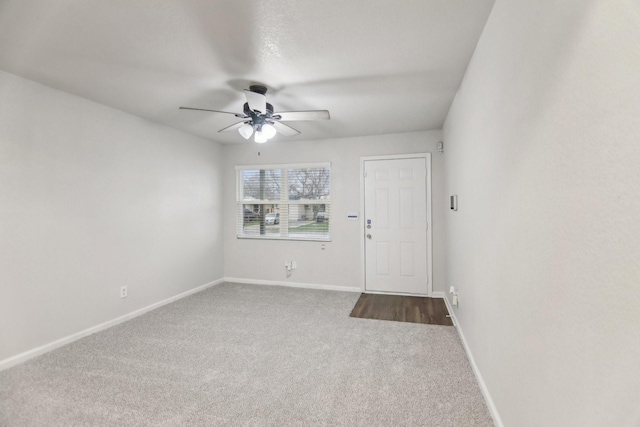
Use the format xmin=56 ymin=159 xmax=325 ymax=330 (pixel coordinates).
xmin=364 ymin=156 xmax=429 ymax=295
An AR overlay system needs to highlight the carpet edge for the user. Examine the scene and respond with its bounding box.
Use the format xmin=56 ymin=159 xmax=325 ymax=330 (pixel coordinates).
xmin=223 ymin=277 xmax=361 ymax=293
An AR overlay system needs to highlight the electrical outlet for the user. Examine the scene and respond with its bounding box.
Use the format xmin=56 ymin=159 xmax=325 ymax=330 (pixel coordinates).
xmin=292 ymin=261 xmax=297 ymax=270
xmin=120 ymin=286 xmax=128 ymax=298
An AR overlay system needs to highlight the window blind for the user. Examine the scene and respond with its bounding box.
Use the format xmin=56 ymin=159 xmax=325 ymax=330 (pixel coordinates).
xmin=235 ymin=163 xmax=331 ymax=241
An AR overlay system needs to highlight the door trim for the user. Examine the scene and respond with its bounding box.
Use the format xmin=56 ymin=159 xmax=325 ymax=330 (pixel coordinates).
xmin=359 ymin=153 xmax=433 ymax=296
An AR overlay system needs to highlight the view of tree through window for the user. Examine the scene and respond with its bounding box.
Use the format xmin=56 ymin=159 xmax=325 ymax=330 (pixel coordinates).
xmin=242 ymin=169 xmax=281 ymax=200
xmin=288 ymin=168 xmax=330 ymax=200
xmin=236 ymin=164 xmax=331 ymax=241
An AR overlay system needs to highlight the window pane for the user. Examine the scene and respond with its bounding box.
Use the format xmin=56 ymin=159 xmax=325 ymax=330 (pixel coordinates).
xmin=242 ymin=169 xmax=281 ymax=201
xmin=241 ymin=204 xmax=280 ymax=236
xmin=288 ymin=167 xmax=330 ymax=200
xmin=288 ymin=204 xmax=330 ymax=238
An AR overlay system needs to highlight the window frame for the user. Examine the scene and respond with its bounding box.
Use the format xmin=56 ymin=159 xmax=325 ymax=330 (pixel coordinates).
xmin=235 ymin=162 xmax=331 ymax=242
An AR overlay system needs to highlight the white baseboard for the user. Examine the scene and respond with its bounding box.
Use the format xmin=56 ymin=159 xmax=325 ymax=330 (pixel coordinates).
xmin=364 ymin=290 xmax=427 ymax=297
xmin=224 ymin=277 xmax=361 ymax=293
xmin=443 ymin=296 xmax=503 ymax=427
xmin=356 ymin=290 xmax=445 ymax=298
xmin=0 ymin=278 xmax=224 ymax=372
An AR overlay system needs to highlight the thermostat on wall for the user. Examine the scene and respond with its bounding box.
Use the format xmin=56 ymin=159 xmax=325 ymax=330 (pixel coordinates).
xmin=347 ymin=212 xmax=359 ymax=220
xmin=450 ymin=195 xmax=458 ymax=211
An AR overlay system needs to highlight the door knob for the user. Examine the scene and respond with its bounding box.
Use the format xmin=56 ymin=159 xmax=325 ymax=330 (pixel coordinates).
xmin=366 ymin=234 xmax=372 ymax=239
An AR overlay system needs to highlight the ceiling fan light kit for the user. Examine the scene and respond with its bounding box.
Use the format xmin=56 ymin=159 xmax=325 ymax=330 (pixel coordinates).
xmin=179 ymin=85 xmax=330 ymax=143
xmin=261 ymin=123 xmax=277 ymax=139
xmin=238 ymin=123 xmax=254 ymax=140
xmin=254 ymin=129 xmax=268 ymax=143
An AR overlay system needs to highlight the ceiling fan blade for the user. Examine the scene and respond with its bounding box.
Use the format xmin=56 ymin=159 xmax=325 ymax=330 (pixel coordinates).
xmin=244 ymin=90 xmax=267 ymax=114
xmin=273 ymin=110 xmax=330 ymax=121
xmin=218 ymin=121 xmax=247 ymax=133
xmin=271 ymin=121 xmax=301 ymax=137
xmin=179 ymin=107 xmax=246 ymax=118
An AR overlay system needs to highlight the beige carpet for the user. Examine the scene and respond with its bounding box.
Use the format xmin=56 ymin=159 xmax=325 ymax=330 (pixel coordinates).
xmin=0 ymin=283 xmax=494 ymax=426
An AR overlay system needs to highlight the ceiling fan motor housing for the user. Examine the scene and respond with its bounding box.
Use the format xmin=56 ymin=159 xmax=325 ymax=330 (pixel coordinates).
xmin=243 ymin=102 xmax=274 ymax=117
xmin=243 ymin=102 xmax=274 ymax=131
xmin=248 ymin=84 xmax=268 ymax=95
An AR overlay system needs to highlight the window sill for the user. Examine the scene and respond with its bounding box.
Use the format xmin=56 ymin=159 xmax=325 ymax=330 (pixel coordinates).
xmin=236 ymin=234 xmax=331 ymax=242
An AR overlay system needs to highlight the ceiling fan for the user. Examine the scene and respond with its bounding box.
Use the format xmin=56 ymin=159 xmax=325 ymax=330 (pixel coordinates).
xmin=179 ymin=85 xmax=330 ymax=143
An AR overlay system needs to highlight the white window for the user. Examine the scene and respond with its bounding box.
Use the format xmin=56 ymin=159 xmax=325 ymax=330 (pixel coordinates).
xmin=236 ymin=163 xmax=331 ymax=241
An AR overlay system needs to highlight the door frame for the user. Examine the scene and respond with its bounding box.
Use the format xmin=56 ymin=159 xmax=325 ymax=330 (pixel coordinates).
xmin=359 ymin=153 xmax=433 ymax=296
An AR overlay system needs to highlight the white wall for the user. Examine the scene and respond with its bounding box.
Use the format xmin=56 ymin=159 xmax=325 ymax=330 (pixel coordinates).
xmin=0 ymin=71 xmax=224 ymax=362
xmin=443 ymin=1 xmax=640 ymax=426
xmin=223 ymin=131 xmax=446 ymax=293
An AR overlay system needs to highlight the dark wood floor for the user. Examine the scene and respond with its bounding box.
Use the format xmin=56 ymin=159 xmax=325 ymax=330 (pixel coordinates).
xmin=350 ymin=293 xmax=453 ymax=326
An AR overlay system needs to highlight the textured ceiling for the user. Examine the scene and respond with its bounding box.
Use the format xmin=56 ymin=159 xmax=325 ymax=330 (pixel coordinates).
xmin=0 ymin=0 xmax=495 ymax=144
